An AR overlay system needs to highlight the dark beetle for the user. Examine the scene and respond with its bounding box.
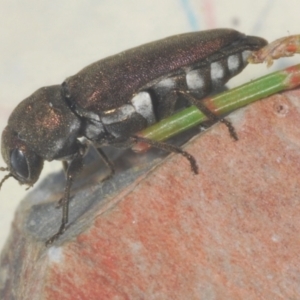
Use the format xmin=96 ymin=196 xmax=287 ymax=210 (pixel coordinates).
xmin=0 ymin=29 xmax=267 ymax=244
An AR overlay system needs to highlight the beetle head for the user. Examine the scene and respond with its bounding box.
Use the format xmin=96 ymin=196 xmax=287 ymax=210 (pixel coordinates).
xmin=0 ymin=85 xmax=81 ymax=189
xmin=1 ymin=126 xmax=43 ymax=187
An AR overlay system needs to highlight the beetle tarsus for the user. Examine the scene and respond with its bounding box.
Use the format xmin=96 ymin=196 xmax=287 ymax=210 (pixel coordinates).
xmin=220 ymin=118 xmax=238 ymax=141
xmin=177 ymin=90 xmax=238 ymax=141
xmin=46 ymin=223 xmax=67 ymax=246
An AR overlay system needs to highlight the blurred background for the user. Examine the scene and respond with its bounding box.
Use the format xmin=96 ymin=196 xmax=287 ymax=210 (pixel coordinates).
xmin=0 ymin=0 xmax=299 ymax=250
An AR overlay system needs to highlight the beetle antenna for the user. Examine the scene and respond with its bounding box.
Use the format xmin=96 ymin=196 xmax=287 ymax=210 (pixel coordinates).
xmin=0 ymin=171 xmax=12 ymax=190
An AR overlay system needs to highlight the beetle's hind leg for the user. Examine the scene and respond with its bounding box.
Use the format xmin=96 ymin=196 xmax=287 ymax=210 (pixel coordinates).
xmin=152 ymin=72 xmax=238 ymax=140
xmin=154 ymin=85 xmax=238 ymax=140
xmin=178 ymin=90 xmax=238 ymax=141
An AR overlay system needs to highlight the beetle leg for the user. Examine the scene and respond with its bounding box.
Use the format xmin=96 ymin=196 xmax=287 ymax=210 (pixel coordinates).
xmin=46 ymin=147 xmax=85 ymax=246
xmin=130 ymin=135 xmax=198 ymax=174
xmin=96 ymin=147 xmax=115 ymax=181
xmin=55 ymin=161 xmax=75 ymax=208
xmin=177 ymin=90 xmax=238 ymax=141
xmin=62 ymin=160 xmax=68 ymax=174
xmin=55 ymin=147 xmax=114 ymax=210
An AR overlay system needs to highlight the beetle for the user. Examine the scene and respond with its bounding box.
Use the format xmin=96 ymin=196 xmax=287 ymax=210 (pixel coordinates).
xmin=0 ymin=29 xmax=267 ymax=245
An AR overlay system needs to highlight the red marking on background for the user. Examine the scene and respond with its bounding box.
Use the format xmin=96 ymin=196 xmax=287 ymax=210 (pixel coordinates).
xmin=202 ymin=0 xmax=217 ymax=28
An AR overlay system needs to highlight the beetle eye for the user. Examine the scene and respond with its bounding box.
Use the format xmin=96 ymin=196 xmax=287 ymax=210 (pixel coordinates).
xmin=10 ymin=149 xmax=29 ymax=179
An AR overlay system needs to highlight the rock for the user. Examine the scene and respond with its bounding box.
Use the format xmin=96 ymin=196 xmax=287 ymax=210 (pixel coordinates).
xmin=1 ymin=89 xmax=300 ymax=299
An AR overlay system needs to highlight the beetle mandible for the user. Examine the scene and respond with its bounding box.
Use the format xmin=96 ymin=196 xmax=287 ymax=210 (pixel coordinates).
xmin=0 ymin=29 xmax=267 ymax=245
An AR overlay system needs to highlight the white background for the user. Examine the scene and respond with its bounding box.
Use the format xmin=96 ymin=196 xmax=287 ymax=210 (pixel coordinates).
xmin=0 ymin=0 xmax=299 ymax=250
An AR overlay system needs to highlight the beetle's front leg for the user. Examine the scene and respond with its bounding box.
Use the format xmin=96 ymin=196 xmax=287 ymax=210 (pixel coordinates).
xmin=46 ymin=145 xmax=86 ymax=246
xmin=178 ymin=90 xmax=238 ymax=141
